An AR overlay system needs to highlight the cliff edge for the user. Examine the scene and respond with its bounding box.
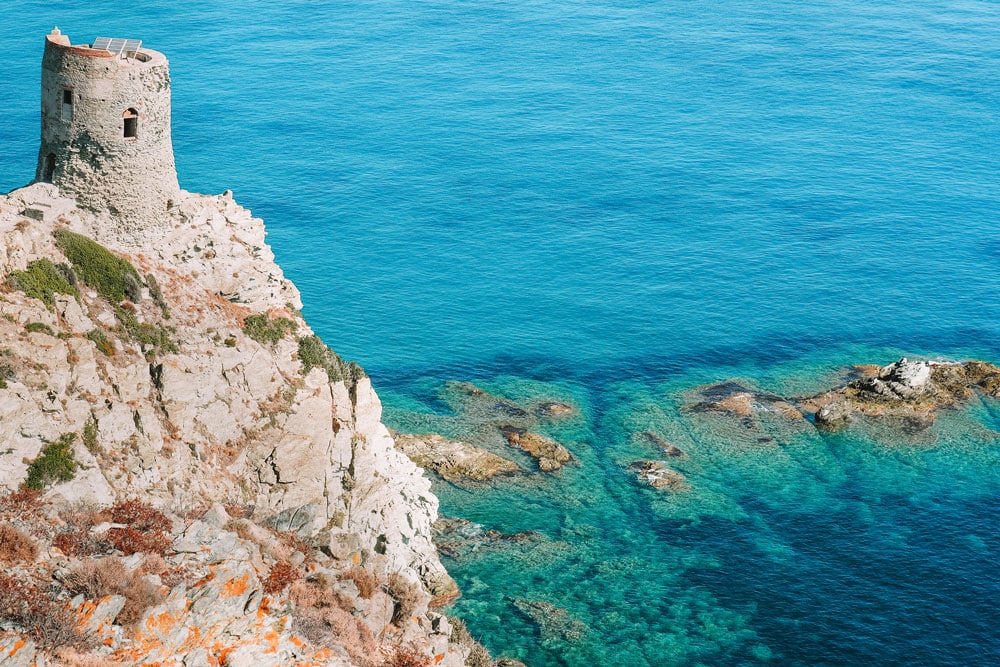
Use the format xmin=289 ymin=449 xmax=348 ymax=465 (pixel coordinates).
xmin=0 ymin=183 xmax=483 ymax=666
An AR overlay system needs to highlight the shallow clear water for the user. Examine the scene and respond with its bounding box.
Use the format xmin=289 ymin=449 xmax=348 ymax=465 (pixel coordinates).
xmin=2 ymin=2 xmax=1000 ymax=664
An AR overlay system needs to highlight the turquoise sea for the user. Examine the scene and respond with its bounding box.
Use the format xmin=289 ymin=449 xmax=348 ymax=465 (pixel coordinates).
xmin=2 ymin=2 xmax=1000 ymax=665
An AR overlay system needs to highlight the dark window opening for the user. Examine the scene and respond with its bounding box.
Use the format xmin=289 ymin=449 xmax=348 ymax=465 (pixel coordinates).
xmin=61 ymin=89 xmax=73 ymax=121
xmin=43 ymin=154 xmax=56 ymax=183
xmin=122 ymin=108 xmax=138 ymax=138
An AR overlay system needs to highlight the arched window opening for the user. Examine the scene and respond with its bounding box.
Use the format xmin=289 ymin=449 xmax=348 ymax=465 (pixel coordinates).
xmin=43 ymin=154 xmax=56 ymax=183
xmin=122 ymin=108 xmax=138 ymax=138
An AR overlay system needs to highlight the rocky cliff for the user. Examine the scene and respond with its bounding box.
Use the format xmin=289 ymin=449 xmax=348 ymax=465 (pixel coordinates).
xmin=0 ymin=183 xmax=482 ymax=666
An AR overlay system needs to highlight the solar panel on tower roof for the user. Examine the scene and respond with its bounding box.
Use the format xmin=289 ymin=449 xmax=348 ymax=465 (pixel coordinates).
xmin=92 ymin=37 xmax=142 ymax=57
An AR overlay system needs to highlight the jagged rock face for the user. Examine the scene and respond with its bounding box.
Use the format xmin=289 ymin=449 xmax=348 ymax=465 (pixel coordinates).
xmin=0 ymin=183 xmax=453 ymax=600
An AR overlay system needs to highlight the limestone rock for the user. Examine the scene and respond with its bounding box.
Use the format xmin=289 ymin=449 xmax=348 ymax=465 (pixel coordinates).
xmin=499 ymin=426 xmax=573 ymax=471
xmin=628 ymin=460 xmax=690 ymax=492
xmin=394 ymin=432 xmax=521 ymax=483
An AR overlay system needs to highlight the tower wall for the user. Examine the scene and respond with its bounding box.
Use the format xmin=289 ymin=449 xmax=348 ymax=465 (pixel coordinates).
xmin=35 ymin=30 xmax=179 ymax=242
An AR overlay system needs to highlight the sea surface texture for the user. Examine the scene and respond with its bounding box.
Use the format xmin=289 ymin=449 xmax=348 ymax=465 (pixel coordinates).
xmin=2 ymin=2 xmax=999 ymax=665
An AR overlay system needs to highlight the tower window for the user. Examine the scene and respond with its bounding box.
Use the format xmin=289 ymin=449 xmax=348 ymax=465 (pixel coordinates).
xmin=122 ymin=108 xmax=138 ymax=138
xmin=61 ymin=89 xmax=73 ymax=121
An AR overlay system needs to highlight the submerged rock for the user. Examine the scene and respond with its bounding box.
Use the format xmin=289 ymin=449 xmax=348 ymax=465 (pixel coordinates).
xmin=629 ymin=460 xmax=690 ymax=492
xmin=689 ymin=382 xmax=802 ymax=420
xmin=639 ymin=431 xmax=687 ymax=458
xmin=393 ymin=432 xmax=521 ymax=483
xmin=432 ymin=517 xmax=545 ymax=559
xmin=499 ymin=426 xmax=573 ymax=471
xmin=511 ymin=598 xmax=587 ymax=642
xmin=536 ymin=401 xmax=576 ymax=418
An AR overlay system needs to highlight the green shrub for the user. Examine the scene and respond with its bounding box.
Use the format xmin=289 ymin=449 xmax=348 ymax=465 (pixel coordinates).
xmin=53 ymin=229 xmax=143 ymax=303
xmin=24 ymin=321 xmax=55 ymax=336
xmin=82 ymin=418 xmax=100 ymax=455
xmin=86 ymin=329 xmax=115 ymax=356
xmin=115 ymin=306 xmax=178 ymax=355
xmin=297 ymin=335 xmax=366 ymax=386
xmin=6 ymin=259 xmax=78 ymax=306
xmin=243 ymin=313 xmax=297 ymax=344
xmin=0 ymin=349 xmax=15 ymax=390
xmin=145 ymin=273 xmax=169 ymax=319
xmin=25 ymin=433 xmax=77 ymax=490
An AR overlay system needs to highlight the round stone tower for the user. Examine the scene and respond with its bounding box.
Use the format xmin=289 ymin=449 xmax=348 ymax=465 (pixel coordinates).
xmin=35 ymin=28 xmax=179 ymax=242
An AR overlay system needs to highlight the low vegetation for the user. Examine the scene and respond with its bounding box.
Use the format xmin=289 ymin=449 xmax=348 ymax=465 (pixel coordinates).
xmin=64 ymin=556 xmax=165 ymax=626
xmin=145 ymin=272 xmax=169 ymax=318
xmin=0 ymin=523 xmax=39 ymax=563
xmin=243 ymin=313 xmax=297 ymax=344
xmin=54 ymin=229 xmax=144 ymax=303
xmin=386 ymin=573 xmax=423 ymax=626
xmin=297 ymin=334 xmax=366 ymax=386
xmin=263 ymin=560 xmax=299 ymax=594
xmin=85 ymin=329 xmax=115 ymax=356
xmin=25 ymin=321 xmax=55 ymax=335
xmin=25 ymin=433 xmax=77 ymax=490
xmin=339 ymin=567 xmax=378 ymax=599
xmin=6 ymin=258 xmax=78 ymax=306
xmin=114 ymin=305 xmax=177 ymax=354
xmin=106 ymin=499 xmax=174 ymax=556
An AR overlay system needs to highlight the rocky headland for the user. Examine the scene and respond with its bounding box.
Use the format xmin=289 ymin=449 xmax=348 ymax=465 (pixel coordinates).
xmin=0 ymin=184 xmax=492 ymax=666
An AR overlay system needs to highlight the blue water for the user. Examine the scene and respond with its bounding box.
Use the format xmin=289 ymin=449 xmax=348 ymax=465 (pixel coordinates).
xmin=3 ymin=2 xmax=1000 ymax=665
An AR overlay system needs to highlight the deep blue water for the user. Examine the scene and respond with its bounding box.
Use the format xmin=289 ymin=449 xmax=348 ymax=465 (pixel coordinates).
xmin=2 ymin=2 xmax=1000 ymax=665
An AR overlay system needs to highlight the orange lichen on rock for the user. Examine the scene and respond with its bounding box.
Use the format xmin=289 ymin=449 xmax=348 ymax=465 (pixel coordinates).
xmin=221 ymin=572 xmax=250 ymax=597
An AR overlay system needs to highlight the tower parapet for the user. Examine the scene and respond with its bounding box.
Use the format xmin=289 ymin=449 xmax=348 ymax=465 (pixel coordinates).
xmin=35 ymin=28 xmax=179 ymax=243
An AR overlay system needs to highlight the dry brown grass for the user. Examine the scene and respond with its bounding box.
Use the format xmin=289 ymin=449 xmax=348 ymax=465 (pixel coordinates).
xmin=52 ymin=647 xmax=120 ymax=666
xmin=0 ymin=523 xmax=39 ymax=563
xmin=0 ymin=572 xmax=85 ymax=650
xmin=339 ymin=567 xmax=378 ymax=599
xmin=385 ymin=642 xmax=431 ymax=667
xmin=63 ymin=557 xmax=164 ymax=627
xmin=288 ymin=578 xmax=378 ymax=667
xmin=386 ymin=573 xmax=423 ymax=627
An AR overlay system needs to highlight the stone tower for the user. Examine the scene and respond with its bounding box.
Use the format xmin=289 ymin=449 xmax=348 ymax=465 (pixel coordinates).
xmin=35 ymin=28 xmax=179 ymax=242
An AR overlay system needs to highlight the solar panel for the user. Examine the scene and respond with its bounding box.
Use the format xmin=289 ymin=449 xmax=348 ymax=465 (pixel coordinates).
xmin=92 ymin=37 xmax=142 ymax=57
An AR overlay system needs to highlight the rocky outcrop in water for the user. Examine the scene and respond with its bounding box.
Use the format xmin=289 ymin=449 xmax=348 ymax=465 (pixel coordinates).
xmin=0 ymin=184 xmax=472 ymax=665
xmin=393 ymin=433 xmax=520 ymax=483
xmin=803 ymin=358 xmax=1000 ymax=431
xmin=628 ymin=460 xmax=690 ymax=492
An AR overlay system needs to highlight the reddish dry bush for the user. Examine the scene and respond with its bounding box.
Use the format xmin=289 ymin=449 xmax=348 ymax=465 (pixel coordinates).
xmin=386 ymin=643 xmax=431 ymax=667
xmin=386 ymin=573 xmax=424 ymax=626
xmin=339 ymin=567 xmax=378 ymax=599
xmin=53 ymin=507 xmax=113 ymax=557
xmin=0 ymin=486 xmax=43 ymax=514
xmin=63 ymin=557 xmax=164 ymax=627
xmin=0 ymin=523 xmax=39 ymax=563
xmin=109 ymin=499 xmax=172 ymax=533
xmin=263 ymin=560 xmax=299 ymax=594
